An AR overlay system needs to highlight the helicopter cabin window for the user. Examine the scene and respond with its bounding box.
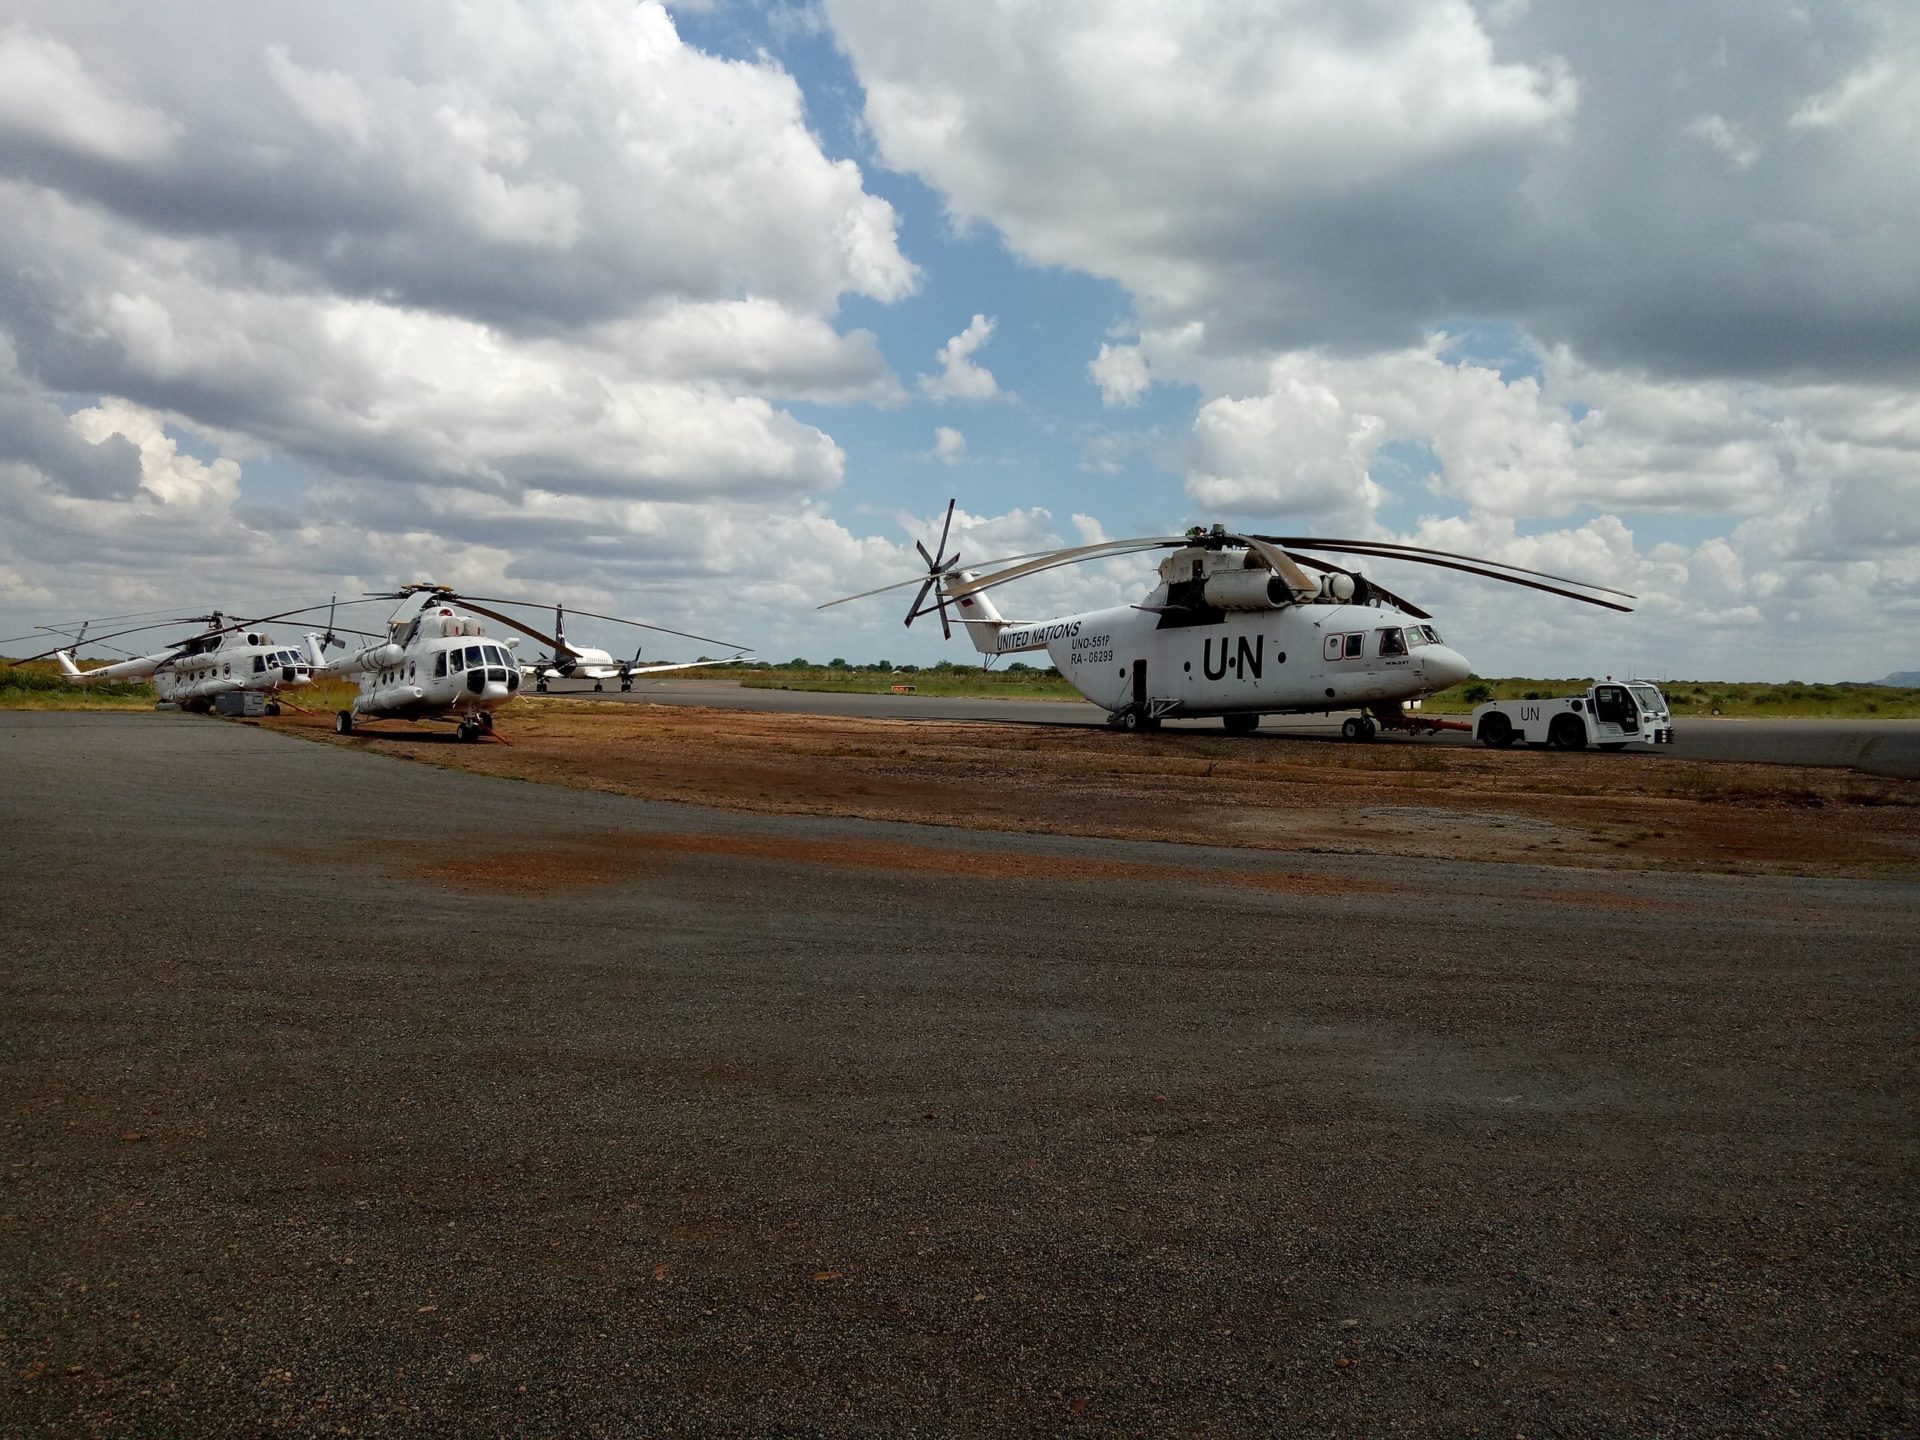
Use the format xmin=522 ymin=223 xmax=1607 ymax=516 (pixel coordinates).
xmin=1378 ymin=628 xmax=1406 ymax=656
xmin=434 ymin=652 xmax=447 ymax=678
xmin=253 ymin=656 xmax=265 ymax=673
xmin=1324 ymin=633 xmax=1344 ymax=661
xmin=408 ymin=662 xmax=416 ymax=680
xmin=449 ymin=648 xmax=465 ymax=672
xmin=1343 ymin=633 xmax=1363 ymax=659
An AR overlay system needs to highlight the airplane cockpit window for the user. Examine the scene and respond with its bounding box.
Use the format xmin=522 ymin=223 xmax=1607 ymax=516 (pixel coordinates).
xmin=1379 ymin=628 xmax=1407 ymax=656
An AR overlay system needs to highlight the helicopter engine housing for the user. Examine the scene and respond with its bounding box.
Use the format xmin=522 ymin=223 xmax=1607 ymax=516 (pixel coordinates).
xmin=1201 ymin=570 xmax=1289 ymax=611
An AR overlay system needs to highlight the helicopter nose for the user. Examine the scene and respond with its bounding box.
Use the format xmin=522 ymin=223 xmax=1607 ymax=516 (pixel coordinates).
xmin=1424 ymin=646 xmax=1472 ymax=689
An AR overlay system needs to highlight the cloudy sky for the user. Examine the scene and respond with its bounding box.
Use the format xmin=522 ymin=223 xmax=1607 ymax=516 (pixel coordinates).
xmin=2 ymin=0 xmax=1915 ymax=680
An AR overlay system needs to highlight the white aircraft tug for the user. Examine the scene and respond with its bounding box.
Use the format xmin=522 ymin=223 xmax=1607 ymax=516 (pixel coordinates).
xmin=825 ymin=504 xmax=1634 ymax=738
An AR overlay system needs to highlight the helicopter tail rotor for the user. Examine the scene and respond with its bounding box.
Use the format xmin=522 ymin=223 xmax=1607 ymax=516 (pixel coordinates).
xmin=905 ymin=498 xmax=962 ymax=641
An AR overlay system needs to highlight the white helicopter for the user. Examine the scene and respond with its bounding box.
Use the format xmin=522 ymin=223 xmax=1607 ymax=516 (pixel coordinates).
xmin=824 ymin=502 xmax=1633 ymax=738
xmin=520 ymin=602 xmax=745 ymax=692
xmin=10 ymin=609 xmax=318 ymax=713
xmin=307 ymin=584 xmax=750 ymax=740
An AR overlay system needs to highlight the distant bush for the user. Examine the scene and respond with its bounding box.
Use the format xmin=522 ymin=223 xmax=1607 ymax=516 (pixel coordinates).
xmin=1463 ymin=682 xmax=1494 ymax=704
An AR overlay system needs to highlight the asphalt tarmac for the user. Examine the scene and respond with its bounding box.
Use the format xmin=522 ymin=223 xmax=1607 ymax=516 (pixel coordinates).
xmin=3 ymin=712 xmax=1915 ymax=1436
xmin=561 ymin=677 xmax=1920 ymax=778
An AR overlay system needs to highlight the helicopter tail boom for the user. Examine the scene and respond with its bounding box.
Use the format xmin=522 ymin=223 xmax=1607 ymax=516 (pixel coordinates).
xmin=945 ymin=572 xmax=1011 ymax=655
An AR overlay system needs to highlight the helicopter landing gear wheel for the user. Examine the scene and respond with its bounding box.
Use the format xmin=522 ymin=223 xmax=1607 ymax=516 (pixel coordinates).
xmin=265 ymin=701 xmax=281 ymax=716
xmin=1362 ymin=717 xmax=1378 ymax=740
xmin=1118 ymin=709 xmax=1161 ymax=732
xmin=535 ymin=680 xmax=547 ymax=693
xmin=620 ymin=681 xmax=632 ymax=692
xmin=1341 ymin=716 xmax=1367 ymax=741
xmin=334 ymin=711 xmax=354 ymax=735
xmin=1222 ymin=713 xmax=1259 ymax=735
xmin=456 ymin=718 xmax=481 ymax=743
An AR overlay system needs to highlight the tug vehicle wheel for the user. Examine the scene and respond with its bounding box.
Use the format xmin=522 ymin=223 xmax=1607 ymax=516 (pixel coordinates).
xmin=1479 ymin=712 xmax=1515 ymax=748
xmin=334 ymin=711 xmax=354 ymax=735
xmin=1549 ymin=715 xmax=1588 ymax=751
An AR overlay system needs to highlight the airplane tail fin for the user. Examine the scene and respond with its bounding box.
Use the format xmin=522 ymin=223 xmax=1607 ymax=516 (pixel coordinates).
xmin=945 ymin=572 xmax=1009 ymax=656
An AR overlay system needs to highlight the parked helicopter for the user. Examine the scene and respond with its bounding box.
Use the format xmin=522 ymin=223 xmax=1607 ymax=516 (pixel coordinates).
xmin=307 ymin=584 xmax=750 ymax=740
xmin=823 ymin=502 xmax=1634 ymax=738
xmin=520 ymin=603 xmax=744 ymax=691
xmin=9 ymin=610 xmax=318 ymax=713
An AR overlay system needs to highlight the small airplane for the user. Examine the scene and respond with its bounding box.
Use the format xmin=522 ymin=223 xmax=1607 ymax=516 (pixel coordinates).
xmin=520 ymin=603 xmax=744 ymax=692
xmin=823 ymin=502 xmax=1634 ymax=738
xmin=307 ymin=584 xmax=750 ymax=740
xmin=9 ymin=610 xmax=318 ymax=713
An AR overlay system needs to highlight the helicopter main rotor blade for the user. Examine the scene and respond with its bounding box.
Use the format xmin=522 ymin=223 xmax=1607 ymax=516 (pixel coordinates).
xmin=1288 ymin=544 xmax=1633 ymax=612
xmin=446 ymin=599 xmax=575 ymax=656
xmin=457 ymin=596 xmax=750 ymax=653
xmin=1263 ymin=536 xmax=1637 ymax=600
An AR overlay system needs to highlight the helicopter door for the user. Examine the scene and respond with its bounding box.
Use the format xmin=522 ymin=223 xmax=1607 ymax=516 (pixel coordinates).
xmin=1131 ymin=660 xmax=1147 ymax=712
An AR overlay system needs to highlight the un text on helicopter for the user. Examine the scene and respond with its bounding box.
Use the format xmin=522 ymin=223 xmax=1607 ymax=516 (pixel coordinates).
xmin=823 ymin=503 xmax=1636 ymax=739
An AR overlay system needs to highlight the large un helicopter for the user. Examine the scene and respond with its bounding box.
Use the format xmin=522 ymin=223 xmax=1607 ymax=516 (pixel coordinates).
xmin=824 ymin=502 xmax=1633 ymax=738
xmin=8 ymin=609 xmax=317 ymax=713
xmin=308 ymin=584 xmax=750 ymax=740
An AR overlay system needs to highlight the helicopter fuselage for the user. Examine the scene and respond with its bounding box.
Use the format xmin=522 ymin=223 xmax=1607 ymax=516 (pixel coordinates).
xmin=313 ymin=602 xmax=521 ymax=735
xmin=988 ymin=600 xmax=1472 ymax=720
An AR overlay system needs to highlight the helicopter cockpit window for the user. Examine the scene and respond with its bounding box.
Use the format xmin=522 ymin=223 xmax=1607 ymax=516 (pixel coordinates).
xmin=465 ymin=645 xmax=484 ymax=669
xmin=1404 ymin=627 xmax=1429 ymax=647
xmin=1378 ymin=628 xmax=1406 ymax=656
xmin=253 ymin=656 xmax=265 ymax=673
xmin=449 ymin=648 xmax=465 ymax=672
xmin=434 ymin=653 xmax=447 ymax=678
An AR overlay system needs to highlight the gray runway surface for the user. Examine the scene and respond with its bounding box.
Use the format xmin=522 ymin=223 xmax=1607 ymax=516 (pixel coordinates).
xmin=564 ymin=678 xmax=1920 ymax=777
xmin=3 ymin=712 xmax=1915 ymax=1435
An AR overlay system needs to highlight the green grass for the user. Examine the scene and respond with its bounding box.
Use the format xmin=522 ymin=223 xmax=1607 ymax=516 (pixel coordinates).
xmin=0 ymin=660 xmax=151 ymax=709
xmin=723 ymin=662 xmax=1082 ymax=700
xmin=1425 ymin=677 xmax=1920 ymax=720
xmin=0 ymin=659 xmax=362 ymax=713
